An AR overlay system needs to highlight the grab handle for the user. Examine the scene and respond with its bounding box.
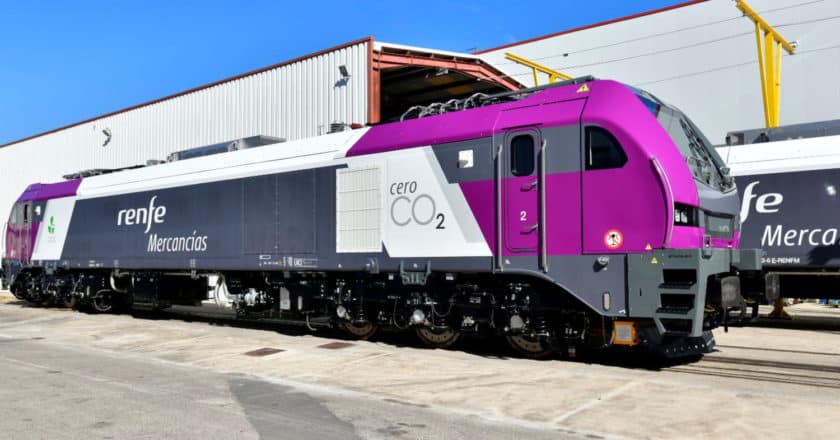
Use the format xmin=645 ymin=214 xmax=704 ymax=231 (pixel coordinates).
xmin=651 ymin=157 xmax=674 ymax=248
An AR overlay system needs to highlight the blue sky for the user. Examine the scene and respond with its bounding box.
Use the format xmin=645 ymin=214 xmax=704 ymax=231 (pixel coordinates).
xmin=0 ymin=0 xmax=686 ymax=145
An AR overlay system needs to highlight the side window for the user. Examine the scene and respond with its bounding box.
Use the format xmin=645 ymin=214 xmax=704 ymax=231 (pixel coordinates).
xmin=9 ymin=204 xmax=18 ymax=225
xmin=586 ymin=127 xmax=627 ymax=170
xmin=510 ymin=134 xmax=535 ymax=176
xmin=23 ymin=204 xmax=31 ymax=224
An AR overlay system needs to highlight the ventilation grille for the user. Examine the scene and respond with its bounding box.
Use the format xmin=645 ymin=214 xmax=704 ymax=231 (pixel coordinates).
xmin=336 ymin=166 xmax=382 ymax=253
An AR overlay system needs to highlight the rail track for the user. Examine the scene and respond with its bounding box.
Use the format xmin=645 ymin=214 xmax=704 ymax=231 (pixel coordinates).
xmin=667 ymin=348 xmax=840 ymax=389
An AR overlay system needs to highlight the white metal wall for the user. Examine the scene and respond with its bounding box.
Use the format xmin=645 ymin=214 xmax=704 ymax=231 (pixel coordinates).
xmin=0 ymin=41 xmax=369 ymax=253
xmin=480 ymin=0 xmax=840 ymax=145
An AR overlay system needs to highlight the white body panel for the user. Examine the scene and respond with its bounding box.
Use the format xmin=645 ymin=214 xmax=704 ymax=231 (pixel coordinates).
xmin=75 ymin=128 xmax=369 ymax=199
xmin=31 ymin=196 xmax=77 ymax=262
xmin=378 ymin=148 xmax=491 ymax=258
xmin=717 ymin=134 xmax=840 ymax=176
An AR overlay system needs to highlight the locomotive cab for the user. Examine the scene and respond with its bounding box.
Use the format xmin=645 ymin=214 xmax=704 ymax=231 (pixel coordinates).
xmin=2 ymin=201 xmax=33 ymax=288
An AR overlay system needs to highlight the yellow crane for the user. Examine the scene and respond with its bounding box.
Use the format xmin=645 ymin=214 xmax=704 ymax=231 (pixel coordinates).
xmin=736 ymin=0 xmax=797 ymax=128
xmin=507 ymin=1 xmax=794 ymax=129
xmin=504 ymin=52 xmax=572 ymax=86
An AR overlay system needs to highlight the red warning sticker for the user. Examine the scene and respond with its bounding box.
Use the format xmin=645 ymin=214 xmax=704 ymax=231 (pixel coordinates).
xmin=604 ymin=229 xmax=623 ymax=249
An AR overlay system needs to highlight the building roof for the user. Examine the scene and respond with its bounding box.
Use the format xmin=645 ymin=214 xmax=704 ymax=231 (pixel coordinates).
xmin=0 ymin=37 xmax=375 ymax=149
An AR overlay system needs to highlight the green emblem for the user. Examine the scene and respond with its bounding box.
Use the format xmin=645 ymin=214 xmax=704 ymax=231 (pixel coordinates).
xmin=47 ymin=216 xmax=56 ymax=234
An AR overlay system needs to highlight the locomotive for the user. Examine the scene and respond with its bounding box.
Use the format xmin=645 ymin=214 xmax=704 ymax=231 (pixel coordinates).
xmin=2 ymin=78 xmax=761 ymax=357
xmin=718 ymin=120 xmax=840 ymax=311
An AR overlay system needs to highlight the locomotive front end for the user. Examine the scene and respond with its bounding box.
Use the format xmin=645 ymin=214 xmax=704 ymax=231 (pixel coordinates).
xmin=592 ymin=85 xmax=762 ymax=356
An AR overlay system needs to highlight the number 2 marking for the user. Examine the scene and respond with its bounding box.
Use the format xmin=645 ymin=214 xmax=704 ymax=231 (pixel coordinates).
xmin=520 ymin=210 xmax=527 ymax=222
xmin=436 ymin=213 xmax=446 ymax=229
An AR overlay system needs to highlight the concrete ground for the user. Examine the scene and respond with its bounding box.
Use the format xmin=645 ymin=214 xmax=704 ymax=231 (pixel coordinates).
xmin=1 ymin=290 xmax=839 ymax=439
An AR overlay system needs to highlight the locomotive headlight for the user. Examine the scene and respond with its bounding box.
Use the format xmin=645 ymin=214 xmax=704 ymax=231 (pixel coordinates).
xmin=674 ymin=203 xmax=695 ymax=226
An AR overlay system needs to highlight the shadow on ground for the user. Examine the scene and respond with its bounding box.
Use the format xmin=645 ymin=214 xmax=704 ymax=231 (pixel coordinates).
xmin=4 ymin=298 xmax=826 ymax=370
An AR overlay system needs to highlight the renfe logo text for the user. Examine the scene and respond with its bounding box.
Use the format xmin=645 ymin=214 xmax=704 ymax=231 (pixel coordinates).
xmin=741 ymin=181 xmax=839 ymax=248
xmin=117 ymin=196 xmax=166 ymax=234
xmin=740 ymin=181 xmax=782 ymax=224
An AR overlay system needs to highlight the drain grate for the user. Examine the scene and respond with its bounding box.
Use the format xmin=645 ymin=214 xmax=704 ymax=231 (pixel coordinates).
xmin=243 ymin=347 xmax=285 ymax=357
xmin=318 ymin=342 xmax=354 ymax=350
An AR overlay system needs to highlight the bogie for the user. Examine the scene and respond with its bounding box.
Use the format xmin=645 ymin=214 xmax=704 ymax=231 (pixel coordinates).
xmin=6 ymin=268 xmax=611 ymax=358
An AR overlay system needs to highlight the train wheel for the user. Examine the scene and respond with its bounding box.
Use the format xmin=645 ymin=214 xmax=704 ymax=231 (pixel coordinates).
xmin=339 ymin=321 xmax=378 ymax=340
xmin=36 ymin=296 xmax=54 ymax=308
xmin=92 ymin=290 xmax=115 ymax=313
xmin=62 ymin=296 xmax=79 ymax=309
xmin=506 ymin=335 xmax=554 ymax=359
xmin=415 ymin=326 xmax=461 ymax=348
xmin=10 ymin=285 xmax=25 ymax=300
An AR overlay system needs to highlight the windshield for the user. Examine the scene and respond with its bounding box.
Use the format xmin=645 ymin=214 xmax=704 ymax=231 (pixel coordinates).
xmin=631 ymin=87 xmax=733 ymax=192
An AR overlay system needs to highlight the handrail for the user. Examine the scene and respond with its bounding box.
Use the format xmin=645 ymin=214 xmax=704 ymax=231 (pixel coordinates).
xmin=538 ymin=139 xmax=547 ymax=272
xmin=495 ymin=142 xmax=504 ymax=272
xmin=651 ymin=158 xmax=674 ymax=248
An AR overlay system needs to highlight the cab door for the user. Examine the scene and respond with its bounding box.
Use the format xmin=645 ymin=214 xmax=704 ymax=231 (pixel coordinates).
xmin=503 ymin=129 xmax=542 ymax=253
xmin=20 ymin=203 xmax=33 ymax=262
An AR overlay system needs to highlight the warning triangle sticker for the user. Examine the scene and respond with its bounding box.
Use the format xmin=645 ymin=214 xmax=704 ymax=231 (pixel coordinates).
xmin=645 ymin=244 xmax=652 ymax=251
xmin=651 ymin=257 xmax=658 ymax=264
xmin=576 ymin=84 xmax=590 ymax=93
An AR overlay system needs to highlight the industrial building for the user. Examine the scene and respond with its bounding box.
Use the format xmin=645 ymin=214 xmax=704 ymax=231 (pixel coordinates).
xmin=479 ymin=0 xmax=840 ymax=143
xmin=0 ymin=38 xmax=518 ymax=258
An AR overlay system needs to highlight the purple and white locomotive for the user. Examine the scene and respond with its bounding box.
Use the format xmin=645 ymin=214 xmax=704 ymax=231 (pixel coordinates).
xmin=2 ymin=78 xmax=760 ymax=357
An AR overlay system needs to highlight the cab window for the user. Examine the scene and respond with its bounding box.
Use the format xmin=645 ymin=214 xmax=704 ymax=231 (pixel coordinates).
xmin=510 ymin=135 xmax=535 ymax=176
xmin=586 ymin=127 xmax=627 ymax=170
xmin=10 ymin=204 xmax=18 ymax=225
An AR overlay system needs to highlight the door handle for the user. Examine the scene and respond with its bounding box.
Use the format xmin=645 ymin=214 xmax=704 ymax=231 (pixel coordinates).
xmin=520 ymin=180 xmax=537 ymax=191
xmin=521 ymin=224 xmax=539 ymax=234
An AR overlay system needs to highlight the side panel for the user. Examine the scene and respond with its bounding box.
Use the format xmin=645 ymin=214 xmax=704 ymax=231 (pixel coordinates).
xmin=62 ymin=179 xmax=247 ymax=267
xmin=381 ymin=148 xmax=491 ymax=258
xmin=243 ymin=171 xmax=317 ymax=255
xmin=31 ymin=197 xmax=77 ymax=261
xmin=736 ymin=169 xmax=840 ymax=267
xmin=243 ymin=175 xmax=277 ymax=255
xmin=582 ymin=129 xmax=667 ymax=254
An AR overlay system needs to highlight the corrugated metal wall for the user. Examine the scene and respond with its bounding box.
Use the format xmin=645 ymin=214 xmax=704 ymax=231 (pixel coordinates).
xmin=480 ymin=0 xmax=840 ymax=145
xmin=0 ymin=40 xmax=369 ymax=253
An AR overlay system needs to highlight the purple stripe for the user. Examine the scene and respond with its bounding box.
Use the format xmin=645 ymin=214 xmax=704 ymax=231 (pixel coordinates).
xmin=461 ymin=173 xmax=582 ymax=257
xmin=670 ymin=226 xmax=704 ymax=249
xmin=4 ymin=222 xmax=39 ymax=261
xmin=16 ymin=179 xmax=82 ymax=203
xmin=582 ymin=165 xmax=668 ymax=254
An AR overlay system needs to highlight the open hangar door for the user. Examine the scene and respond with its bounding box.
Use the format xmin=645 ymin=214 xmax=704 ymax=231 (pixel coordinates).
xmin=369 ymin=43 xmax=523 ymax=123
